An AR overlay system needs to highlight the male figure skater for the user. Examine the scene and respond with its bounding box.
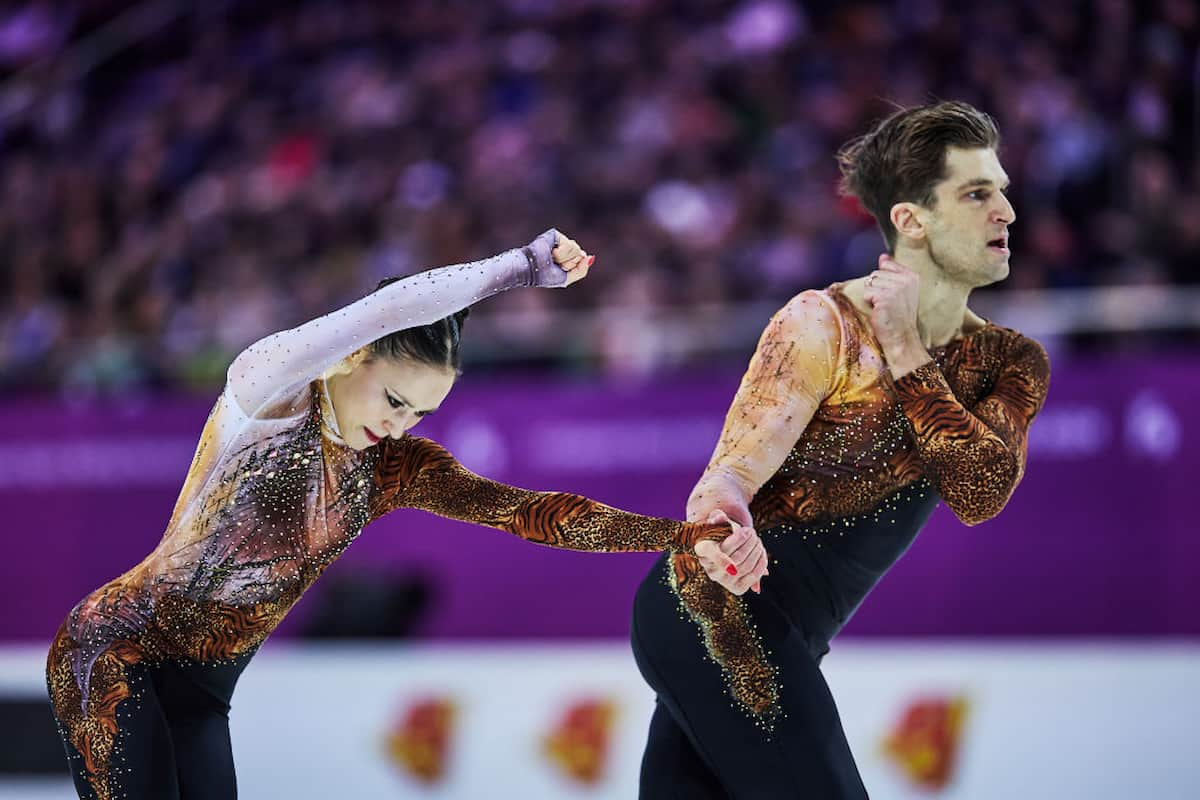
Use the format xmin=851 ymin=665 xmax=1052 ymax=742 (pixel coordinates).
xmin=631 ymin=101 xmax=1051 ymax=798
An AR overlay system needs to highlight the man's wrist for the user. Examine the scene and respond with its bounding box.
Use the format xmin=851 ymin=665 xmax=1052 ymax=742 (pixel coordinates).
xmin=881 ymin=337 xmax=932 ymax=380
xmin=687 ymin=472 xmax=752 ymax=524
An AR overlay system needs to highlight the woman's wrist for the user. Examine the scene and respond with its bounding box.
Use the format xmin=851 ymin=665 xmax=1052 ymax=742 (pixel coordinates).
xmin=676 ymin=521 xmax=730 ymax=551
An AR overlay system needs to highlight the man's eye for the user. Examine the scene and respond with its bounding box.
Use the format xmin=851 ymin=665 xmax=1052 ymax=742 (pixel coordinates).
xmin=968 ymin=190 xmax=989 ymax=201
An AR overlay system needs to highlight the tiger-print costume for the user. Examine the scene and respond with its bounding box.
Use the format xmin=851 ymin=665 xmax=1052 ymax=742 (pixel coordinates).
xmin=47 ymin=383 xmax=726 ymax=799
xmin=673 ymin=285 xmax=1050 ymax=719
xmin=370 ymin=435 xmax=721 ymax=552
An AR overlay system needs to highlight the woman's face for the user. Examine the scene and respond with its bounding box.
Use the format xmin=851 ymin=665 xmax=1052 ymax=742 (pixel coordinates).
xmin=326 ymin=353 xmax=456 ymax=450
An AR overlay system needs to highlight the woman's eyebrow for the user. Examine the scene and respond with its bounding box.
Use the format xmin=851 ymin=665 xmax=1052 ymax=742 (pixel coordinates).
xmin=387 ymin=385 xmax=438 ymax=414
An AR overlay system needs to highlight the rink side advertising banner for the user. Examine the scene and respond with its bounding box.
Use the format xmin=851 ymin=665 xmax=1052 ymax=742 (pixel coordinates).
xmin=0 ymin=354 xmax=1194 ymax=641
xmin=1 ymin=643 xmax=1196 ymax=799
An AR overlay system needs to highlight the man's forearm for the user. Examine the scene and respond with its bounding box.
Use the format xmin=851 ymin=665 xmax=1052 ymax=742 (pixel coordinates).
xmin=880 ymin=334 xmax=933 ymax=381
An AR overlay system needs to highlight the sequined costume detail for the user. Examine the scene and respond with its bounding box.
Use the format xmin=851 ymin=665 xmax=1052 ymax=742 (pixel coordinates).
xmin=671 ymin=285 xmax=1050 ymax=719
xmin=46 ymin=246 xmax=725 ymax=800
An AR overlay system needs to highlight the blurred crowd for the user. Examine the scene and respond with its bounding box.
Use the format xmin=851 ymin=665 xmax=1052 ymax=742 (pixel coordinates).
xmin=1 ymin=0 xmax=1198 ymax=392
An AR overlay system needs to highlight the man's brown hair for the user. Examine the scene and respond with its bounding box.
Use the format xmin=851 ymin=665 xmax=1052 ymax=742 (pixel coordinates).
xmin=837 ymin=101 xmax=1000 ymax=252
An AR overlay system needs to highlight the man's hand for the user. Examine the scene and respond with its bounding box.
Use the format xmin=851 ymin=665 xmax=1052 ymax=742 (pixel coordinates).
xmin=693 ymin=510 xmax=769 ymax=595
xmin=864 ymin=254 xmax=930 ymax=379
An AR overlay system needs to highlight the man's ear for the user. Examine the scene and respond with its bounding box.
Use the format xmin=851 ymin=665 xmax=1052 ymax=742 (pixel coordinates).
xmin=890 ymin=201 xmax=927 ymax=243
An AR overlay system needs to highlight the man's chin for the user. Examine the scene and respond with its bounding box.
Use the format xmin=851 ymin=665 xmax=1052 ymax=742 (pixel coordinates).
xmin=974 ymin=258 xmax=1009 ymax=286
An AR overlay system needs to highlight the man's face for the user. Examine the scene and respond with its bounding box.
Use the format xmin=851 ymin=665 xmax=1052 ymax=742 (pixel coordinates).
xmin=920 ymin=147 xmax=1015 ymax=287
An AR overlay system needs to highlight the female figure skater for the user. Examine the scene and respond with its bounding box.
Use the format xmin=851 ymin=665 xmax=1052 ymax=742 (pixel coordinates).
xmin=630 ymin=102 xmax=1052 ymax=798
xmin=46 ymin=230 xmax=734 ymax=799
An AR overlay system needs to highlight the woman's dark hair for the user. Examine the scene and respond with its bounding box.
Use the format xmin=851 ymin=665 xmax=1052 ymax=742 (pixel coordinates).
xmin=368 ymin=277 xmax=470 ymax=371
xmin=836 ymin=100 xmax=1000 ymax=252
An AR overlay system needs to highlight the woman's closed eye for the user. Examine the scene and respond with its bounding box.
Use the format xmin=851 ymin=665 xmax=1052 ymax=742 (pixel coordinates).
xmin=386 ymin=391 xmax=433 ymax=417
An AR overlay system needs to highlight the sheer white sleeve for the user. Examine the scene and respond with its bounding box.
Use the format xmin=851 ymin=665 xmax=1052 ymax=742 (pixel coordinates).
xmin=226 ymin=233 xmax=562 ymax=418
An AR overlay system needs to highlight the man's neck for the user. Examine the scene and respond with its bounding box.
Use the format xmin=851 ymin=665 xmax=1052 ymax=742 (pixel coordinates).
xmin=892 ymin=244 xmax=975 ymax=348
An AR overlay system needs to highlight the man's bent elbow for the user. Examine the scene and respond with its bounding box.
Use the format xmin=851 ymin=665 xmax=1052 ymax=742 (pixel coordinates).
xmin=944 ymin=464 xmax=1022 ymax=527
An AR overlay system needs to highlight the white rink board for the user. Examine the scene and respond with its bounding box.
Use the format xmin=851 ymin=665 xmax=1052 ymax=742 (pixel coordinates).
xmin=1 ymin=641 xmax=1197 ymax=800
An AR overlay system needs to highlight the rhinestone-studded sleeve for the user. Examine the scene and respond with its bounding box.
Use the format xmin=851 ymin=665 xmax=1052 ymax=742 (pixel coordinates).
xmin=686 ymin=290 xmax=840 ymax=525
xmin=892 ymin=334 xmax=1050 ymax=525
xmin=670 ymin=291 xmax=841 ymax=723
xmin=370 ymin=436 xmax=731 ymax=552
xmin=225 ymin=248 xmax=537 ymax=418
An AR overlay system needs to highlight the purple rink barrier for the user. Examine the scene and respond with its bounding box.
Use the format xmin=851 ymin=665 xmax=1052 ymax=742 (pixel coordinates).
xmin=0 ymin=354 xmax=1195 ymax=643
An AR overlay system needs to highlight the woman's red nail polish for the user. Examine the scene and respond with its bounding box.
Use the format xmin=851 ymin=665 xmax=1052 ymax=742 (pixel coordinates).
xmin=726 ymin=565 xmax=738 ymax=576
xmin=586 ymin=254 xmax=595 ymax=267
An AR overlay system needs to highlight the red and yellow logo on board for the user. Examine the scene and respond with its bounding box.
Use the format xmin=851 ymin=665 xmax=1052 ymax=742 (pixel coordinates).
xmin=542 ymin=698 xmax=617 ymax=785
xmin=882 ymin=695 xmax=969 ymax=791
xmin=385 ymin=696 xmax=456 ymax=784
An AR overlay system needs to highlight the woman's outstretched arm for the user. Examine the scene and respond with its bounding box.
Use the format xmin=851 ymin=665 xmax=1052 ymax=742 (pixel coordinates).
xmin=225 ymin=230 xmax=580 ymax=415
xmin=369 ymin=436 xmax=732 ymax=553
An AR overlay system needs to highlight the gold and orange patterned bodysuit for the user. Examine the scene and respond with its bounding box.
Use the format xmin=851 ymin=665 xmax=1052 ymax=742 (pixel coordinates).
xmin=631 ymin=283 xmax=1050 ymax=797
xmin=45 ymin=241 xmax=726 ymax=800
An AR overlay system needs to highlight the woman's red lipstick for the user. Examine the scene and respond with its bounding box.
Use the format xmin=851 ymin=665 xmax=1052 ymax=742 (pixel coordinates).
xmin=364 ymin=427 xmax=382 ymax=444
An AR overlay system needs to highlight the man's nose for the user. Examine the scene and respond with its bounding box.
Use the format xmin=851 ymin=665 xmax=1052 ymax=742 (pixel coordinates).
xmin=994 ymin=193 xmax=1015 ymax=224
